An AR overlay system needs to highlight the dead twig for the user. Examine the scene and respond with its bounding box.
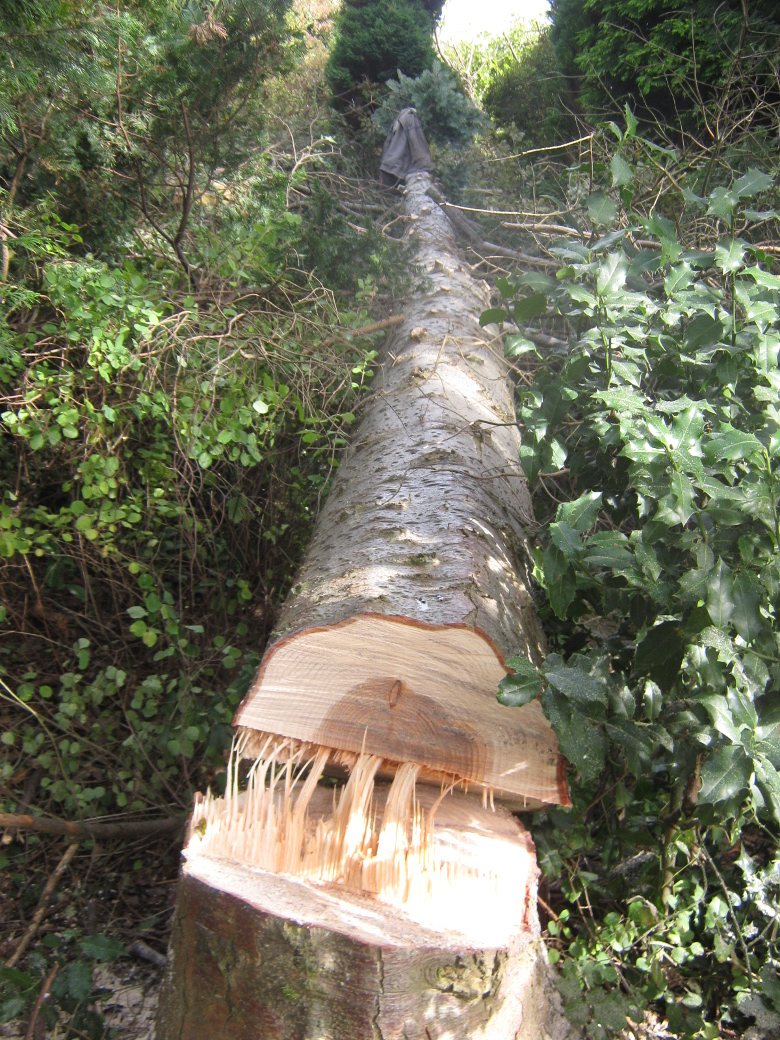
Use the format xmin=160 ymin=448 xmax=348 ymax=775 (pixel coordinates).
xmin=538 ymin=893 xmax=561 ymax=923
xmin=309 ymin=314 xmax=405 ymax=351
xmin=6 ymin=842 xmax=78 ymax=968
xmin=24 ymin=962 xmax=59 ymax=1040
xmin=0 ymin=812 xmax=186 ymax=841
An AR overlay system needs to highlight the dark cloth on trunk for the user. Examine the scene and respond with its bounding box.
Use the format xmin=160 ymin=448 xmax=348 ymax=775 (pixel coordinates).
xmin=379 ymin=107 xmax=433 ymax=185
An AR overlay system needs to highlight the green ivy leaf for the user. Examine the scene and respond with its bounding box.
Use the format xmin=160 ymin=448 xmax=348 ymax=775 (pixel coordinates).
xmin=544 ymin=653 xmax=609 ymax=706
xmin=705 ymin=425 xmax=764 ymax=464
xmin=760 ymin=965 xmax=780 ymax=1013
xmin=699 ymin=745 xmax=752 ymax=805
xmin=498 ymin=657 xmax=544 ymax=707
xmin=513 ymin=294 xmax=547 ymax=321
xmin=584 ymin=531 xmax=635 ymax=570
xmin=610 ymin=154 xmax=633 ymax=187
xmin=706 ymin=559 xmax=735 ymax=628
xmin=683 ymin=313 xmax=723 ymax=351
xmin=543 ymin=545 xmax=577 ymax=619
xmin=505 ymin=335 xmax=539 ymax=358
xmin=634 ymin=622 xmax=685 ymax=694
xmin=708 ymin=186 xmax=739 ymax=223
xmin=549 ymin=521 xmax=583 ymax=559
xmin=0 ymin=997 xmax=26 ymax=1023
xmin=596 ymin=252 xmax=628 ymax=296
xmin=65 ymin=960 xmax=93 ymax=1003
xmin=730 ymin=573 xmax=766 ymax=642
xmin=699 ymin=694 xmax=743 ymax=744
xmin=79 ymin=934 xmax=127 ymax=962
xmin=587 ymin=191 xmax=618 ymax=226
xmin=714 ymin=238 xmax=746 ymax=273
xmin=479 ymin=308 xmax=508 ymax=327
xmin=733 ymin=168 xmax=774 ymax=199
xmin=543 ymin=687 xmax=606 ymax=783
xmin=557 ymin=492 xmax=602 ymax=532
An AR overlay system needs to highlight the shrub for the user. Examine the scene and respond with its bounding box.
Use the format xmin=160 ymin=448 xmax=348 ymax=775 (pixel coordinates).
xmin=549 ymin=0 xmax=780 ymax=126
xmin=482 ymin=29 xmax=570 ymax=147
xmin=485 ymin=111 xmax=780 ymax=1037
xmin=326 ymin=0 xmax=436 ymax=96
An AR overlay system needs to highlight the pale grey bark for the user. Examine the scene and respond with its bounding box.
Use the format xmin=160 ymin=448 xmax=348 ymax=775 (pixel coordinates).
xmin=271 ymin=172 xmax=544 ymax=664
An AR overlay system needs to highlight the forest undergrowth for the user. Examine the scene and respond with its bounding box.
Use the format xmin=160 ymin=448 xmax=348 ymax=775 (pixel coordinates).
xmin=476 ymin=103 xmax=780 ymax=1040
xmin=0 ymin=2 xmax=419 ymax=1033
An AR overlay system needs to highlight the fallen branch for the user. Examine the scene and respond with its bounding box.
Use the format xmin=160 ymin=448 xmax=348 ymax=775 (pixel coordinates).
xmin=313 ymin=314 xmax=405 ymax=350
xmin=487 ymin=133 xmax=596 ymax=162
xmin=129 ymin=939 xmax=168 ymax=969
xmin=0 ymin=812 xmax=186 ymax=841
xmin=501 ymin=221 xmax=583 ymax=238
xmin=24 ymin=962 xmax=59 ymax=1040
xmin=424 ymin=186 xmax=558 ymax=269
xmin=469 ymin=244 xmax=559 ymax=269
xmin=524 ymin=331 xmax=569 ymax=350
xmin=6 ymin=843 xmax=78 ymax=968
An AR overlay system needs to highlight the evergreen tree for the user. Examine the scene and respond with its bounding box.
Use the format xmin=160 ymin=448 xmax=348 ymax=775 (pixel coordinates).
xmin=549 ymin=0 xmax=780 ymax=124
xmin=0 ymin=0 xmax=295 ymax=261
xmin=481 ymin=29 xmax=570 ymax=147
xmin=326 ymin=0 xmax=437 ymax=97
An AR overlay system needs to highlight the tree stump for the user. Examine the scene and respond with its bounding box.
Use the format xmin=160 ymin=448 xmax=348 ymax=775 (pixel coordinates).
xmin=157 ymin=788 xmax=568 ymax=1040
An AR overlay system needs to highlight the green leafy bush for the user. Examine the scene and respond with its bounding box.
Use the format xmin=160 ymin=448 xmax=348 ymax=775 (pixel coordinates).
xmin=325 ymin=0 xmax=436 ymax=96
xmin=549 ymin=0 xmax=780 ymax=125
xmin=0 ymin=0 xmax=297 ymax=262
xmin=487 ymin=114 xmax=780 ymax=1036
xmin=481 ymin=28 xmax=570 ymax=147
xmin=0 ymin=930 xmax=135 ymax=1037
xmin=0 ymin=0 xmax=410 ymax=839
xmin=0 ymin=195 xmax=387 ymax=818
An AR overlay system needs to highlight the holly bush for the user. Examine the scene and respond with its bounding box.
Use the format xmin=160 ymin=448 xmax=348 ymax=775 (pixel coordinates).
xmin=486 ymin=111 xmax=780 ymax=1036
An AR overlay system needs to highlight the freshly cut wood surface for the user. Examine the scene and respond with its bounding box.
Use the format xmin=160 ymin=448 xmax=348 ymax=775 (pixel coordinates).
xmin=236 ymin=613 xmax=566 ymax=806
xmin=190 ymin=777 xmax=539 ymax=944
xmin=156 ymin=819 xmax=569 ymax=1040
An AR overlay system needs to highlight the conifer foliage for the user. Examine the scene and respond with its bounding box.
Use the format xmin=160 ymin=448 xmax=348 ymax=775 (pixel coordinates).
xmin=325 ymin=0 xmax=438 ymax=96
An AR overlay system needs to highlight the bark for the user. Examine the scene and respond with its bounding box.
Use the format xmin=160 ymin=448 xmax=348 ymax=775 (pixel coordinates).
xmin=236 ymin=171 xmax=565 ymax=808
xmin=264 ymin=172 xmax=543 ymax=659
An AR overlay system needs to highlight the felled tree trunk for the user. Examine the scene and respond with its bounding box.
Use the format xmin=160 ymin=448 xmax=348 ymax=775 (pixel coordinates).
xmin=235 ymin=172 xmax=565 ymax=810
xmin=157 ymin=172 xmax=569 ymax=1040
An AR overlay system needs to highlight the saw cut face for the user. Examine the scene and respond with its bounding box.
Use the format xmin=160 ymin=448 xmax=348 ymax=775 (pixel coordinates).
xmin=234 ymin=614 xmax=568 ymax=809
